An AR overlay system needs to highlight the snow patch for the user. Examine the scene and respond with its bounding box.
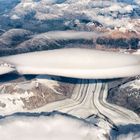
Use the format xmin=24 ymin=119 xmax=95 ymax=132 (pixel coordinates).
xmin=120 ymin=79 xmax=140 ymax=89
xmin=0 ymin=91 xmax=33 ymax=115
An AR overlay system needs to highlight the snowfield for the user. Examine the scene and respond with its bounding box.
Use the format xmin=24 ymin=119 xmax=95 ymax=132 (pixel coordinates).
xmin=0 ymin=48 xmax=140 ymax=79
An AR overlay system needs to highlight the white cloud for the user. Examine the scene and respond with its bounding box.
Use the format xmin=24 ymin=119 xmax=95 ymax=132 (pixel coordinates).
xmin=0 ymin=113 xmax=108 ymax=140
xmin=35 ymin=31 xmax=98 ymax=40
xmin=1 ymin=48 xmax=140 ymax=79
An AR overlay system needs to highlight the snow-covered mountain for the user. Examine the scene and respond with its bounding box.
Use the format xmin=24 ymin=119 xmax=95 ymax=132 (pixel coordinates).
xmin=10 ymin=0 xmax=140 ymax=31
xmin=108 ymin=77 xmax=140 ymax=116
xmin=0 ymin=0 xmax=139 ymax=56
xmin=0 ymin=1 xmax=140 ymax=140
xmin=0 ymin=75 xmax=75 ymax=115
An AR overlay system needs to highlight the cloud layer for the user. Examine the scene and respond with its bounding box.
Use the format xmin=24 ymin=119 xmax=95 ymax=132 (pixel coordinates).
xmin=0 ymin=113 xmax=108 ymax=140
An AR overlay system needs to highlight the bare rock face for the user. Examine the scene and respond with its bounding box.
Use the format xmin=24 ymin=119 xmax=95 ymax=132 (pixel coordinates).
xmin=107 ymin=77 xmax=140 ymax=116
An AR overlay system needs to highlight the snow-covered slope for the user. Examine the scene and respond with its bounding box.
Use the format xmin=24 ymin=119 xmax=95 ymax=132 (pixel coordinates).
xmin=0 ymin=29 xmax=32 ymax=48
xmin=0 ymin=75 xmax=74 ymax=115
xmin=10 ymin=0 xmax=140 ymax=32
